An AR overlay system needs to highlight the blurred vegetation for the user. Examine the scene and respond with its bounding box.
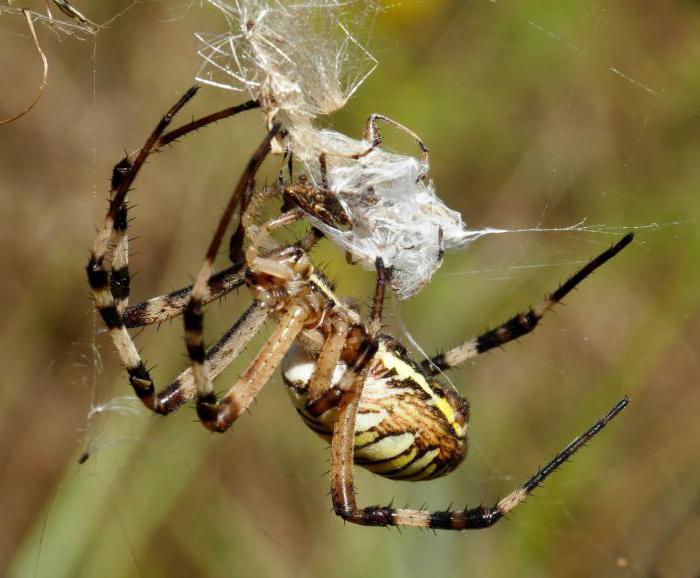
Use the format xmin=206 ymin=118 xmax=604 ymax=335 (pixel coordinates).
xmin=1 ymin=1 xmax=700 ymax=577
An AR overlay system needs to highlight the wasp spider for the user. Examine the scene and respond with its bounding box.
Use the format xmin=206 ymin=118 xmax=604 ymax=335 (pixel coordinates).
xmin=87 ymin=87 xmax=631 ymax=531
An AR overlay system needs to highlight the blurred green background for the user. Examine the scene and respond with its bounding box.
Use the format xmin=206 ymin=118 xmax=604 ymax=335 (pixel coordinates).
xmin=1 ymin=1 xmax=699 ymax=577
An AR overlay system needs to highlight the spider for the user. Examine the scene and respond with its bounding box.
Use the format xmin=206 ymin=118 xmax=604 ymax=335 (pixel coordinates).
xmin=87 ymin=87 xmax=631 ymax=531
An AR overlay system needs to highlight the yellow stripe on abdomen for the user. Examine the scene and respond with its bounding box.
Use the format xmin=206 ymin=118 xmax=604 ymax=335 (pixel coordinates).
xmin=355 ymin=432 xmax=416 ymax=462
xmin=373 ymin=349 xmax=464 ymax=437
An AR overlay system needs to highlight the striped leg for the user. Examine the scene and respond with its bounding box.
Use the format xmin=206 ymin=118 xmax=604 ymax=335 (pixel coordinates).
xmin=104 ymin=92 xmax=261 ymax=317
xmin=110 ymin=163 xmax=132 ymax=314
xmin=421 ymin=233 xmax=634 ymax=376
xmin=114 ymin=96 xmax=261 ymax=309
xmin=157 ymin=302 xmax=269 ymax=414
xmin=123 ymin=264 xmax=246 ymax=328
xmin=87 ymin=88 xmax=199 ymax=409
xmin=331 ymin=389 xmax=628 ymax=530
xmin=184 ymin=125 xmax=281 ymax=410
xmin=87 ymin=87 xmax=260 ymax=411
xmin=197 ymin=303 xmax=309 ymax=432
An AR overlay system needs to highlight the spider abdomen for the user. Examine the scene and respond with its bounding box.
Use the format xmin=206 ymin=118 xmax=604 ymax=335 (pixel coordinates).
xmin=282 ymin=337 xmax=469 ymax=481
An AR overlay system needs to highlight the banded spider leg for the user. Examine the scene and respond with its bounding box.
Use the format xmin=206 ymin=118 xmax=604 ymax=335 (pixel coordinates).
xmin=328 ymin=236 xmax=632 ymax=529
xmin=86 ymin=86 xmax=270 ymax=414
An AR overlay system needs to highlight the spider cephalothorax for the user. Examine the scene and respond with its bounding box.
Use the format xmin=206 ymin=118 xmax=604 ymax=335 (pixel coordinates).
xmin=87 ymin=88 xmax=630 ymax=531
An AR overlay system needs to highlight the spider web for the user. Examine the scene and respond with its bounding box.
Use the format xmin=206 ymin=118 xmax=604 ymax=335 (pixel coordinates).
xmin=1 ymin=2 xmax=699 ymax=578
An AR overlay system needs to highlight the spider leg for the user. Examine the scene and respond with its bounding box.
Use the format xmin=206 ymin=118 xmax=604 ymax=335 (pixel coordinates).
xmin=228 ymin=179 xmax=255 ymax=267
xmin=156 ymin=98 xmax=260 ymax=150
xmin=421 ymin=233 xmax=634 ymax=376
xmin=184 ymin=125 xmax=281 ymax=405
xmin=319 ymin=153 xmax=329 ymax=189
xmin=88 ymin=87 xmax=260 ymax=410
xmin=160 ymin=95 xmax=261 ymax=269
xmin=110 ymin=192 xmax=130 ymax=314
xmin=87 ymin=88 xmax=199 ymax=409
xmin=320 ymin=114 xmax=428 ymax=181
xmin=240 ymin=183 xmax=308 ymax=260
xmin=297 ymin=227 xmax=325 ymax=252
xmin=356 ymin=113 xmax=430 ymax=169
xmin=303 ymin=317 xmax=350 ymax=416
xmin=197 ymin=302 xmax=310 ymax=432
xmin=131 ymin=93 xmax=262 ymax=289
xmin=110 ymin=92 xmax=261 ymax=310
xmin=123 ymin=263 xmax=245 ymax=328
xmin=157 ymin=302 xmax=269 ymax=414
xmin=331 ymin=381 xmax=628 ymax=530
xmin=368 ymin=258 xmax=392 ymax=338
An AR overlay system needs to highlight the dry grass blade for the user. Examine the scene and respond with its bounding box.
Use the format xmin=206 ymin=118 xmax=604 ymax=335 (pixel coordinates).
xmin=51 ymin=0 xmax=98 ymax=33
xmin=0 ymin=9 xmax=48 ymax=126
